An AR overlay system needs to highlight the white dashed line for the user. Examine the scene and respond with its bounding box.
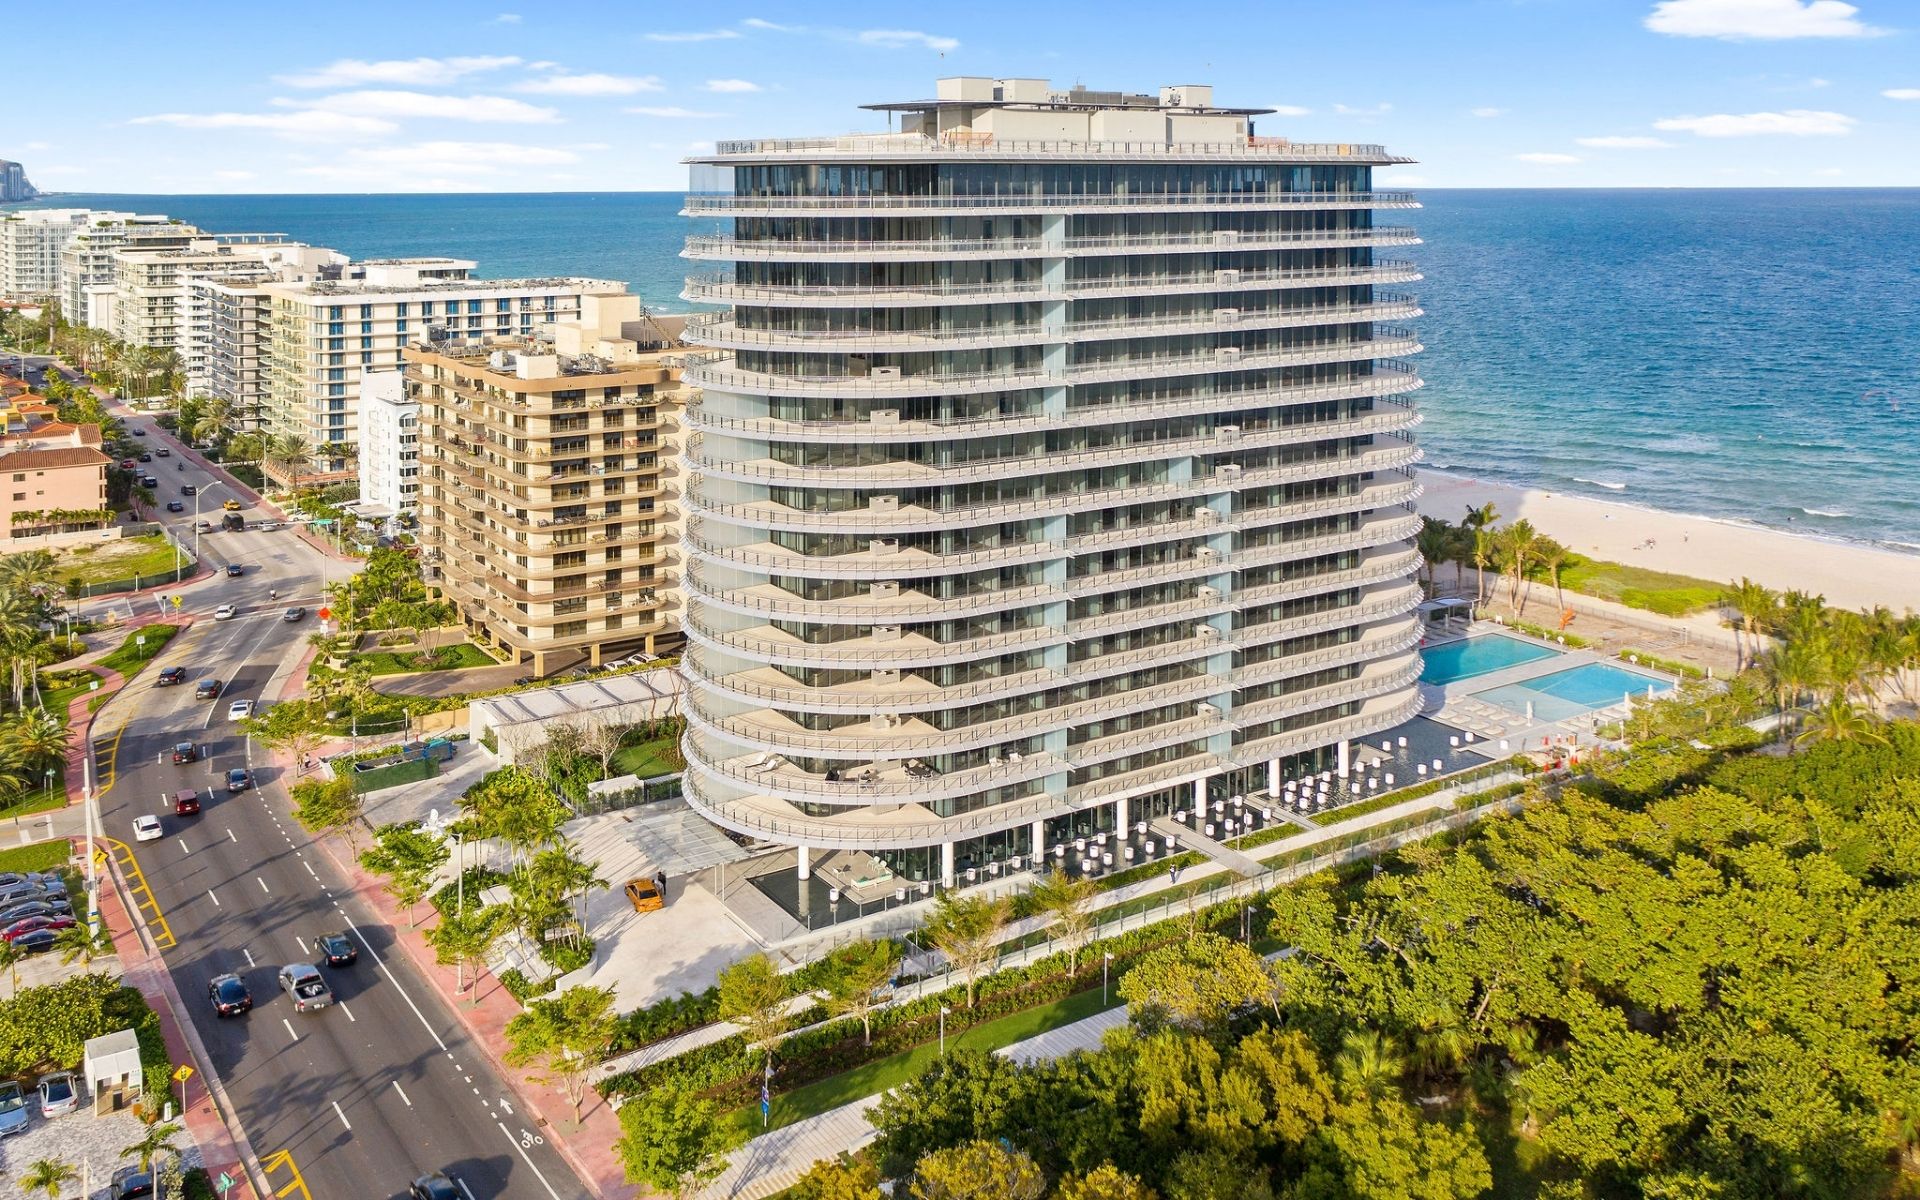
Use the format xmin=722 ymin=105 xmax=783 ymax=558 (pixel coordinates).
xmin=282 ymin=1018 xmax=297 ymax=1042
xmin=242 ymin=948 xmax=254 ymax=968
xmin=207 ymin=890 xmax=220 ymax=908
xmin=392 ymin=1081 xmax=413 ymax=1107
xmin=457 ymin=1179 xmax=476 ymax=1200
xmin=332 ymin=1100 xmax=352 ymax=1131
xmin=227 ymin=827 xmax=237 ymax=842
xmin=498 ymin=1122 xmax=564 ymax=1200
xmin=178 ymin=840 xmax=190 ymax=854
xmin=304 ymin=862 xmax=318 ymax=879
xmin=340 ymin=1002 xmax=356 ymax=1023
xmin=257 ymin=877 xmax=270 ymax=895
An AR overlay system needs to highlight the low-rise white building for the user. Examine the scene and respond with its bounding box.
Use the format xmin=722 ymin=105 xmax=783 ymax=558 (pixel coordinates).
xmin=0 ymin=209 xmax=93 ymax=300
xmin=356 ymin=369 xmax=418 ymax=518
xmin=60 ymin=214 xmax=200 ymax=326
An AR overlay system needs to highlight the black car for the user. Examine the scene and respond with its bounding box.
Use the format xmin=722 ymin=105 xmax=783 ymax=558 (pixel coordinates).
xmin=12 ymin=928 xmax=58 ymax=954
xmin=157 ymin=666 xmax=186 ymax=686
xmin=181 ymin=484 xmax=197 ymax=496
xmin=208 ymin=973 xmax=252 ymax=1017
xmin=131 ymin=428 xmax=146 ymax=437
xmin=195 ymin=679 xmax=220 ymax=699
xmin=0 ymin=899 xmax=69 ymax=925
xmin=141 ymin=475 xmax=158 ymax=487
xmin=225 ymin=564 xmax=244 ymax=577
xmin=317 ymin=931 xmax=357 ymax=967
xmin=226 ymin=768 xmax=251 ymax=793
xmin=171 ymin=742 xmax=197 ymax=764
xmin=410 ymin=1173 xmax=459 ymax=1200
xmin=165 ymin=500 xmax=185 ymax=513
xmin=138 ymin=452 xmax=152 ymax=462
xmin=108 ymin=1165 xmax=155 ymax=1199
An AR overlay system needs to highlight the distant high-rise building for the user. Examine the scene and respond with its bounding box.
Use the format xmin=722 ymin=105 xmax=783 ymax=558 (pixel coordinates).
xmin=677 ymin=76 xmax=1426 ymax=891
xmin=0 ymin=161 xmax=38 ymax=204
xmin=0 ymin=209 xmax=91 ymax=300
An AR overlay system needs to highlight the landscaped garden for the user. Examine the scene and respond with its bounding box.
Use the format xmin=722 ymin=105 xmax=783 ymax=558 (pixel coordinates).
xmin=51 ymin=534 xmax=187 ymax=593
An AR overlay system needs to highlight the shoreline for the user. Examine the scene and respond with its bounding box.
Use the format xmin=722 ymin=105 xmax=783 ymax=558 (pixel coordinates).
xmin=1415 ymin=469 xmax=1920 ymax=615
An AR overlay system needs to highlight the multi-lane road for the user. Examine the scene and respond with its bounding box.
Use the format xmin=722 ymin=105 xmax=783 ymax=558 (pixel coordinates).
xmin=78 ymin=397 xmax=590 ymax=1199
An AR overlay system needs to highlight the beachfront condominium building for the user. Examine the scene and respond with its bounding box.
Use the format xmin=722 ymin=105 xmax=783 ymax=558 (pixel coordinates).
xmin=109 ymin=234 xmax=299 ymax=352
xmin=262 ymin=261 xmax=629 ymax=483
xmin=356 ymin=370 xmax=419 ymax=518
xmin=677 ymin=77 xmax=1426 ymax=889
xmin=413 ymin=295 xmax=686 ymax=675
xmin=60 ymin=214 xmax=201 ymax=329
xmin=181 ymin=244 xmax=348 ymax=413
xmin=0 ymin=210 xmax=95 ymax=300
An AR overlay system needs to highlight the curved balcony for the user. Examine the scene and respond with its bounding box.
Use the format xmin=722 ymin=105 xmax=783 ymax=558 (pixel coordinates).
xmin=1226 ymin=654 xmax=1423 ymax=730
xmin=681 ymin=225 xmax=1421 ymax=264
xmin=1230 ymin=623 xmax=1425 ymax=692
xmin=680 ymin=298 xmax=1422 ymax=356
xmin=1232 ymin=548 xmax=1424 ymax=609
xmin=1064 ymin=713 xmax=1228 ymax=772
xmin=684 ymin=606 xmax=1070 ymax=669
xmin=1233 ymin=512 xmax=1422 ymax=574
xmin=684 ymin=404 xmax=1422 ymax=489
xmin=685 ymin=653 xmax=1065 ymax=716
xmin=682 ymin=190 xmax=1419 ymax=218
xmin=1227 ymin=690 xmax=1424 ymax=769
xmin=686 ymin=567 xmax=1061 ymax=624
xmin=686 ymin=730 xmax=1062 ymax=805
xmin=682 ymin=261 xmax=1420 ymax=309
xmin=1230 ymin=583 xmax=1423 ymax=650
xmin=680 ymin=775 xmax=1083 ymax=852
xmin=683 ymin=524 xmax=1066 ymax=580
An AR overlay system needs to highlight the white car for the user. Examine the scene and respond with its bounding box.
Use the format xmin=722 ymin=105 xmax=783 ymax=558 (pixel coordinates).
xmin=133 ymin=815 xmax=163 ymax=843
xmin=213 ymin=604 xmax=238 ymax=621
xmin=227 ymin=699 xmax=253 ymax=720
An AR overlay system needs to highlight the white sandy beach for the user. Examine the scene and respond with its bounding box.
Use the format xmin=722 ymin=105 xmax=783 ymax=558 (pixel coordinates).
xmin=1416 ymin=470 xmax=1920 ymax=615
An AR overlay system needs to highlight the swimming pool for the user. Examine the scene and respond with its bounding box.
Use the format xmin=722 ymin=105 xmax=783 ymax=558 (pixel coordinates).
xmin=1419 ymin=633 xmax=1561 ymax=685
xmin=1473 ymin=663 xmax=1674 ymax=722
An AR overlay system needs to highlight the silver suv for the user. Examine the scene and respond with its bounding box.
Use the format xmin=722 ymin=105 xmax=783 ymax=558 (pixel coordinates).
xmin=278 ymin=962 xmax=334 ymax=1012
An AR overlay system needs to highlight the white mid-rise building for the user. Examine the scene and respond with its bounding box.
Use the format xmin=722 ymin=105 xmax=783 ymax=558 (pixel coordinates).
xmin=60 ymin=214 xmax=201 ymax=327
xmin=181 ymin=244 xmax=348 ymax=414
xmin=0 ymin=209 xmax=94 ymax=300
xmin=678 ymin=77 xmax=1426 ymax=897
xmin=110 ymin=234 xmax=297 ymax=351
xmin=356 ymin=369 xmax=419 ymax=517
xmin=260 ymin=260 xmax=629 ymax=482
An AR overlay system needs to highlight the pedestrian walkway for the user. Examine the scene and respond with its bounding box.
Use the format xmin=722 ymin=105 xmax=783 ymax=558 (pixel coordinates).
xmin=695 ymin=1002 xmax=1126 ymax=1200
xmin=1151 ymin=816 xmax=1265 ymax=877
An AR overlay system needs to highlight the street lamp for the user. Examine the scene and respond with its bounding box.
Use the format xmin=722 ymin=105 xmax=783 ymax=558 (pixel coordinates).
xmin=938 ymin=1006 xmax=951 ymax=1056
xmin=189 ymin=481 xmax=229 ymax=571
xmin=1103 ymin=951 xmax=1115 ymax=1005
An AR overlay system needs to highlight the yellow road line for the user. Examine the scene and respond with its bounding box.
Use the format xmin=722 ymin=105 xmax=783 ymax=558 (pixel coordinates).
xmin=95 ymin=835 xmax=175 ymax=951
xmin=261 ymin=1150 xmax=312 ymax=1200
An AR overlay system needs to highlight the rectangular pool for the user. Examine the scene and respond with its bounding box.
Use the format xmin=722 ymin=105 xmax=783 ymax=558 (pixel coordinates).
xmin=1474 ymin=663 xmax=1674 ymax=722
xmin=1419 ymin=632 xmax=1561 ymax=685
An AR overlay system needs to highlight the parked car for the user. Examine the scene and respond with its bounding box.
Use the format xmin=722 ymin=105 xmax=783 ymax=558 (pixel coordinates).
xmin=623 ymin=877 xmax=665 ymax=913
xmin=174 ymin=788 xmax=202 ymax=815
xmin=37 ymin=1071 xmax=79 ymax=1118
xmin=0 ymin=899 xmax=71 ymax=924
xmin=0 ymin=1081 xmax=27 ymax=1136
xmin=172 ymin=742 xmax=197 ymax=763
xmin=410 ymin=1173 xmax=459 ymax=1200
xmin=11 ymin=927 xmax=58 ymax=954
xmin=213 ymin=604 xmax=237 ymax=621
xmin=209 ymin=973 xmax=252 ymax=1017
xmin=3 ymin=914 xmax=75 ymax=941
xmin=282 ymin=607 xmax=305 ymax=623
xmin=317 ymin=931 xmax=357 ymax=967
xmin=166 ymin=500 xmax=185 ymax=513
xmin=278 ymin=963 xmax=334 ymax=1012
xmin=108 ymin=1165 xmax=155 ymax=1199
xmin=157 ymin=666 xmax=186 ymax=686
xmin=195 ymin=679 xmax=220 ymax=699
xmin=133 ymin=815 xmax=163 ymax=843
xmin=226 ymin=768 xmax=250 ymax=793
xmin=118 ymin=459 xmax=136 ymax=470
xmin=141 ymin=475 xmax=158 ymax=487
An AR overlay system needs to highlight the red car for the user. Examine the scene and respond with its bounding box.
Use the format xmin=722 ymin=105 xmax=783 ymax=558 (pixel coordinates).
xmin=3 ymin=914 xmax=74 ymax=942
xmin=119 ymin=458 xmax=136 ymax=469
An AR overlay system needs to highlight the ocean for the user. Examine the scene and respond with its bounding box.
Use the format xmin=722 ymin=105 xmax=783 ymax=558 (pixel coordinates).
xmin=23 ymin=188 xmax=1920 ymax=549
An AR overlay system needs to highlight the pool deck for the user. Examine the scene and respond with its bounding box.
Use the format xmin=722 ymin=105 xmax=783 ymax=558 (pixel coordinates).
xmin=1421 ymin=623 xmax=1673 ymax=748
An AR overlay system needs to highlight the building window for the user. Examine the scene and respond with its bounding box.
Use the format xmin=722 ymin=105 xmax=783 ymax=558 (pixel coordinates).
xmin=421 ymin=301 xmax=436 ymax=316
xmin=360 ymin=304 xmax=374 ymax=319
xmin=328 ymin=306 xmax=342 ymax=320
xmin=496 ymin=298 xmax=510 ymax=312
xmin=396 ymin=302 xmax=409 ymax=317
xmin=467 ymin=300 xmax=482 ymax=314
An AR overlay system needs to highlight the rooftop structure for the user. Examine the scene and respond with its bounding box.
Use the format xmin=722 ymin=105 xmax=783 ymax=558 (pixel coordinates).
xmin=677 ymin=77 xmax=1426 ymax=899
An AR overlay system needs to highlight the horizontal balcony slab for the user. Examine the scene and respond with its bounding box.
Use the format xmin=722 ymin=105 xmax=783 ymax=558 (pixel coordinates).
xmin=687 ymin=734 xmax=1064 ymax=805
xmin=682 ymin=226 xmax=1422 ymax=264
xmin=683 ymin=191 xmax=1419 ymax=218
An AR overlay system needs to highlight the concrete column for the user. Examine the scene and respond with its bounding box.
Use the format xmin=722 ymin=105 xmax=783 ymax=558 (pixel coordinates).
xmin=1337 ymin=739 xmax=1350 ymax=778
xmin=1192 ymin=778 xmax=1205 ymax=813
xmin=1268 ymin=758 xmax=1282 ymax=797
xmin=1114 ymin=796 xmax=1128 ymax=838
xmin=1030 ymin=819 xmax=1046 ymax=864
xmin=796 ymin=845 xmax=811 ymax=881
xmin=941 ymin=841 xmax=955 ymax=888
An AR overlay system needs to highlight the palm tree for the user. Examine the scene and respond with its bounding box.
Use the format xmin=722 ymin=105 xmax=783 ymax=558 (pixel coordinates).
xmin=120 ymin=1120 xmax=183 ymax=1171
xmin=16 ymin=1157 xmax=78 ymax=1199
xmin=54 ymin=922 xmax=114 ymax=967
xmin=1722 ymin=577 xmax=1777 ymax=670
xmin=1534 ymin=536 xmax=1570 ymax=617
xmin=1794 ymin=696 xmax=1888 ymax=748
xmin=1415 ymin=517 xmax=1452 ymax=598
xmin=0 ymin=587 xmax=40 ymax=709
xmin=1470 ymin=527 xmax=1495 ymax=608
xmin=189 ymin=397 xmax=232 ymax=446
xmin=1333 ymin=1030 xmax=1405 ymax=1102
xmin=1497 ymin=519 xmax=1542 ymax=615
xmin=0 ymin=549 xmax=60 ymax=597
xmin=1461 ymin=501 xmax=1499 ymax=535
xmin=1766 ymin=640 xmax=1828 ymax=747
xmin=0 ymin=936 xmax=25 ymax=993
xmin=265 ymin=434 xmax=312 ymax=485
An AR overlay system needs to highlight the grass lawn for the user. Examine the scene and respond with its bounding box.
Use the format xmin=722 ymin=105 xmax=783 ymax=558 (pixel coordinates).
xmin=1558 ymin=557 xmax=1723 ymax=616
xmin=54 ymin=534 xmax=187 ymax=588
xmin=611 ymin=736 xmax=681 ymax=779
xmin=97 ymin=623 xmax=179 ymax=677
xmin=353 ymin=643 xmax=496 ymax=676
xmin=724 ymin=986 xmax=1118 ymax=1138
xmin=0 ymin=841 xmax=72 ymax=874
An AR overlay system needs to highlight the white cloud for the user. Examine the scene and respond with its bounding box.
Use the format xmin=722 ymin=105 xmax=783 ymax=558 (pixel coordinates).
xmin=1885 ymin=88 xmax=1920 ymax=100
xmin=1654 ymin=108 xmax=1856 ymax=136
xmin=1267 ymin=105 xmax=1312 ymax=116
xmin=644 ymin=29 xmax=741 ymax=42
xmin=515 ymin=73 xmax=663 ymax=96
xmin=213 ymin=169 xmax=256 ymax=181
xmin=1471 ymin=107 xmax=1506 ymax=118
xmin=23 ymin=141 xmax=50 ymax=151
xmin=742 ymin=18 xmax=797 ymax=31
xmin=129 ymin=110 xmax=398 ymax=141
xmin=1333 ymin=102 xmax=1393 ymax=116
xmin=704 ymin=79 xmax=762 ymax=93
xmin=857 ymin=29 xmax=961 ymax=52
xmin=626 ymin=106 xmax=725 ymax=118
xmin=1644 ymin=0 xmax=1886 ymax=39
xmin=298 ymin=90 xmax=561 ymax=123
xmin=276 ymin=55 xmax=522 ymax=88
xmin=1576 ymin=135 xmax=1675 ymax=148
xmin=1514 ymin=152 xmax=1582 ymax=164
xmin=493 ymin=12 xmax=521 ymax=22
xmin=1808 ymin=77 xmax=1831 ymax=87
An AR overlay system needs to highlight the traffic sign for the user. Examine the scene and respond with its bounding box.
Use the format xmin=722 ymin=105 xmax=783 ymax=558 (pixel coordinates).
xmin=173 ymin=1065 xmax=194 ymax=1083
xmin=171 ymin=595 xmax=183 ymax=608
xmin=317 ymin=607 xmax=331 ymax=620
xmin=216 ymin=1170 xmax=233 ymax=1198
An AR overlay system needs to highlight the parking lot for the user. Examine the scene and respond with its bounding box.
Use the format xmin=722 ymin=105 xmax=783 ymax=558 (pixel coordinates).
xmin=0 ymin=1083 xmax=202 ymax=1195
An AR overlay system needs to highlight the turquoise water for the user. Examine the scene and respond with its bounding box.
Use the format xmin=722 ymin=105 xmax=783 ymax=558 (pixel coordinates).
xmin=17 ymin=188 xmax=1920 ymax=545
xmin=1419 ymin=633 xmax=1560 ymax=684
xmin=1474 ymin=663 xmax=1674 ymax=722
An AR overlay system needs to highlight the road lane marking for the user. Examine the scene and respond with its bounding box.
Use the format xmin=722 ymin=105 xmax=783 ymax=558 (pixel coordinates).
xmin=303 ymin=862 xmax=317 ymax=879
xmin=208 ymin=890 xmax=220 ymax=908
xmin=457 ymin=1179 xmax=476 ymax=1200
xmin=340 ymin=1002 xmax=355 ymax=1023
xmin=497 ymin=1121 xmax=565 ymax=1200
xmin=392 ymin=1080 xmax=413 ymax=1107
xmin=376 ymin=962 xmax=449 ymax=1052
xmin=259 ymin=1150 xmax=311 ymax=1200
xmin=293 ymin=936 xmax=306 ymax=954
xmin=96 ymin=837 xmax=175 ymax=950
xmin=331 ymin=1100 xmax=351 ymax=1131
xmin=257 ymin=876 xmax=270 ymax=895
xmin=242 ymin=948 xmax=255 ymax=967
xmin=282 ymin=1018 xmax=297 ymax=1042
xmin=178 ymin=840 xmax=190 ymax=854
xmin=227 ymin=827 xmax=237 ymax=842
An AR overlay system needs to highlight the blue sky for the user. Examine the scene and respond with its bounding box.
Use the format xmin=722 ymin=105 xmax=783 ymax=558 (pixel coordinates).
xmin=10 ymin=0 xmax=1920 ymax=192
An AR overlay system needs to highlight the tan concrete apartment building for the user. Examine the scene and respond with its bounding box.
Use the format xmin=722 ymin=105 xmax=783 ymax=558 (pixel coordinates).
xmin=0 ymin=421 xmax=110 ymax=538
xmin=412 ymin=297 xmax=686 ymax=676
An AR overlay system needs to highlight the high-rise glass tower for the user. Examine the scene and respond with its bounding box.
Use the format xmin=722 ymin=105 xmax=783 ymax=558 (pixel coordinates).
xmin=679 ymin=78 xmax=1425 ymax=892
